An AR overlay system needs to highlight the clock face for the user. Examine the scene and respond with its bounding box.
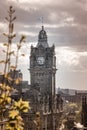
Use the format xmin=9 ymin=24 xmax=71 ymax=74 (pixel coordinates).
xmin=37 ymin=57 xmax=45 ymax=65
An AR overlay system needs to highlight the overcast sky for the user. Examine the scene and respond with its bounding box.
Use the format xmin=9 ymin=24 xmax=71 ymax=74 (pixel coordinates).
xmin=0 ymin=0 xmax=87 ymax=90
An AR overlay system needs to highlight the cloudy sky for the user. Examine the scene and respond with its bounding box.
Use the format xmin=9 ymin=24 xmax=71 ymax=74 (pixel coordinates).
xmin=0 ymin=0 xmax=87 ymax=90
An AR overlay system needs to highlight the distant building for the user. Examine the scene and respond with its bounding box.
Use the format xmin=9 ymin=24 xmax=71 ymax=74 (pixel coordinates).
xmin=30 ymin=25 xmax=56 ymax=95
xmin=58 ymin=88 xmax=87 ymax=104
xmin=0 ymin=69 xmax=30 ymax=100
xmin=81 ymin=96 xmax=87 ymax=127
xmin=24 ymin=26 xmax=63 ymax=130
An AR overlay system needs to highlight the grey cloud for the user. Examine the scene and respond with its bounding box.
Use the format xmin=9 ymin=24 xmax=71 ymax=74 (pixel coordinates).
xmin=57 ymin=63 xmax=87 ymax=89
xmin=0 ymin=0 xmax=87 ymax=90
xmin=78 ymin=55 xmax=87 ymax=70
xmin=0 ymin=0 xmax=87 ymax=50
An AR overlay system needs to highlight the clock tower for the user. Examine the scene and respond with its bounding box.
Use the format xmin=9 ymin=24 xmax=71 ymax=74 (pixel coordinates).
xmin=30 ymin=26 xmax=56 ymax=95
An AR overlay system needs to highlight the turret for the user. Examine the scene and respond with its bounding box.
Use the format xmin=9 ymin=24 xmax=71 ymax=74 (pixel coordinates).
xmin=37 ymin=26 xmax=49 ymax=48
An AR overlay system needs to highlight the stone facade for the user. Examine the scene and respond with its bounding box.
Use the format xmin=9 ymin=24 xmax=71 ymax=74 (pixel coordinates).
xmin=30 ymin=26 xmax=56 ymax=95
xmin=27 ymin=26 xmax=63 ymax=130
xmin=81 ymin=96 xmax=87 ymax=127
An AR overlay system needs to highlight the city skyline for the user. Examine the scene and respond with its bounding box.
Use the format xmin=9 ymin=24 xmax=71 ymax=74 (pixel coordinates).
xmin=0 ymin=0 xmax=87 ymax=90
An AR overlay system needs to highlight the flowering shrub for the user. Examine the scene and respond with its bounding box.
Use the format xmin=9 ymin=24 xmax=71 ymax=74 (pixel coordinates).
xmin=0 ymin=6 xmax=30 ymax=130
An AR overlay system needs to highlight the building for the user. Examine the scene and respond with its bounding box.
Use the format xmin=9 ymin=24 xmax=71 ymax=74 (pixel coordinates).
xmin=58 ymin=88 xmax=87 ymax=104
xmin=81 ymin=96 xmax=87 ymax=127
xmin=30 ymin=25 xmax=56 ymax=95
xmin=23 ymin=25 xmax=63 ymax=130
xmin=0 ymin=69 xmax=30 ymax=101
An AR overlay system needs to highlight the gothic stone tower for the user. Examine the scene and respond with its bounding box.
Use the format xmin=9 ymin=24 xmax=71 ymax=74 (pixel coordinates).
xmin=81 ymin=96 xmax=87 ymax=127
xmin=30 ymin=26 xmax=56 ymax=95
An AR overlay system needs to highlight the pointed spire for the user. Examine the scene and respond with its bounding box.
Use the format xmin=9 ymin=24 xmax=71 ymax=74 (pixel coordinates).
xmin=37 ymin=26 xmax=49 ymax=48
xmin=42 ymin=25 xmax=44 ymax=30
xmin=40 ymin=16 xmax=43 ymax=27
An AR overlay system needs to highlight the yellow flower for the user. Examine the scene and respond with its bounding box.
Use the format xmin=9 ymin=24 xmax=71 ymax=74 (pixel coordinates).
xmin=16 ymin=116 xmax=23 ymax=121
xmin=6 ymin=97 xmax=11 ymax=103
xmin=14 ymin=98 xmax=30 ymax=111
xmin=6 ymin=85 xmax=13 ymax=91
xmin=22 ymin=101 xmax=29 ymax=108
xmin=1 ymin=93 xmax=6 ymax=99
xmin=14 ymin=99 xmax=21 ymax=108
xmin=9 ymin=110 xmax=19 ymax=119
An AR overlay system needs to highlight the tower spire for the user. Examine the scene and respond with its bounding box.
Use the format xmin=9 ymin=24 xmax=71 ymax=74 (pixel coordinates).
xmin=37 ymin=17 xmax=49 ymax=48
xmin=42 ymin=16 xmax=43 ymax=27
xmin=39 ymin=16 xmax=44 ymax=28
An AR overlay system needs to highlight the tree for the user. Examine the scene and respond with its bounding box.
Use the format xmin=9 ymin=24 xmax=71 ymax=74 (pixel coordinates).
xmin=0 ymin=6 xmax=30 ymax=130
